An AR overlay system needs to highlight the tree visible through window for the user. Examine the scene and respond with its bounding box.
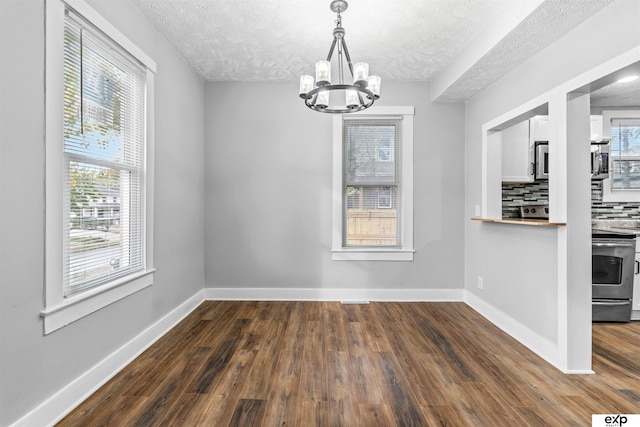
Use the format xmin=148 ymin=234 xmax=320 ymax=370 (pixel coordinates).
xmin=63 ymin=10 xmax=146 ymax=296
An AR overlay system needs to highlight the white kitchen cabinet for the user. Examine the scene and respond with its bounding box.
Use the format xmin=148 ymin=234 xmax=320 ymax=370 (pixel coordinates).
xmin=501 ymin=119 xmax=534 ymax=182
xmin=590 ymin=115 xmax=604 ymax=142
xmin=501 ymin=114 xmax=600 ymax=183
xmin=528 ymin=115 xmax=602 ymax=141
xmin=530 ymin=115 xmax=549 ymax=142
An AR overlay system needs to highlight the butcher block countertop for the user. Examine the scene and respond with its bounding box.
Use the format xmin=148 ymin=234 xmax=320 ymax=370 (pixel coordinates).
xmin=471 ymin=217 xmax=566 ymax=226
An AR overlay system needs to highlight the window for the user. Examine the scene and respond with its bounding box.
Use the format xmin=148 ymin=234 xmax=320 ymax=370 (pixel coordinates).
xmin=44 ymin=0 xmax=156 ymax=334
xmin=332 ymin=107 xmax=414 ymax=261
xmin=602 ymin=110 xmax=640 ymax=202
xmin=610 ymin=118 xmax=640 ymax=189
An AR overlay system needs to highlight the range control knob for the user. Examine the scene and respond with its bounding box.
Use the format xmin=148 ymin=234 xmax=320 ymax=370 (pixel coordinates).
xmin=531 ymin=208 xmax=537 ymax=213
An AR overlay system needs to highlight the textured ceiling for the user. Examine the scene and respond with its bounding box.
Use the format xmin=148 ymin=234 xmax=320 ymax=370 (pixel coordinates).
xmin=130 ymin=0 xmax=619 ymax=102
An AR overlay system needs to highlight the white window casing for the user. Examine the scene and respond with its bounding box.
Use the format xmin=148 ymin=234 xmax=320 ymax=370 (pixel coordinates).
xmin=43 ymin=0 xmax=156 ymax=334
xmin=602 ymin=110 xmax=640 ymax=203
xmin=332 ymin=106 xmax=415 ymax=261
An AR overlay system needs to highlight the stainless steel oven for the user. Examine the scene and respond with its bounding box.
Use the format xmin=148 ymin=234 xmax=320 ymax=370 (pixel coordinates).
xmin=592 ymin=229 xmax=635 ymax=322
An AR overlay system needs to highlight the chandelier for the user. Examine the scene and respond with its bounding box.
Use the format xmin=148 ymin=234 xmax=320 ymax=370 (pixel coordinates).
xmin=298 ymin=0 xmax=381 ymax=114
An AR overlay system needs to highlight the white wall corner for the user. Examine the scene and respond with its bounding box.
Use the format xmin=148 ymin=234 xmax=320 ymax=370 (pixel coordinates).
xmin=10 ymin=290 xmax=205 ymax=427
xmin=463 ymin=290 xmax=578 ymax=373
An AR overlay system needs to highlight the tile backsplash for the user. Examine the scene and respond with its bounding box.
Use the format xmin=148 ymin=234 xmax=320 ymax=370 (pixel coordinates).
xmin=591 ymin=181 xmax=640 ymax=219
xmin=502 ymin=180 xmax=640 ymax=219
xmin=502 ymin=181 xmax=549 ymax=218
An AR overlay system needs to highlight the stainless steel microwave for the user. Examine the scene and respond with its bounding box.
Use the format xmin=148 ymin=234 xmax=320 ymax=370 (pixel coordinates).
xmin=534 ymin=142 xmax=548 ymax=180
xmin=591 ymin=142 xmax=610 ymax=180
xmin=535 ymin=141 xmax=610 ymax=180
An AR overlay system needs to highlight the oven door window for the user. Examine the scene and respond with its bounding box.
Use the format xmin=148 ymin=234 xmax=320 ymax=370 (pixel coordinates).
xmin=592 ymin=255 xmax=623 ymax=285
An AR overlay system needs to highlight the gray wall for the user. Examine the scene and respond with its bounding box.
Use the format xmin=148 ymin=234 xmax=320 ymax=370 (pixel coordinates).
xmin=0 ymin=1 xmax=205 ymax=425
xmin=204 ymin=81 xmax=466 ymax=291
xmin=465 ymin=0 xmax=640 ymax=346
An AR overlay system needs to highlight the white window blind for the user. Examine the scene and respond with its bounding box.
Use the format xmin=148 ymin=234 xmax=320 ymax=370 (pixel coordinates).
xmin=610 ymin=118 xmax=640 ymax=190
xmin=63 ymin=9 xmax=146 ymax=296
xmin=343 ymin=119 xmax=400 ymax=247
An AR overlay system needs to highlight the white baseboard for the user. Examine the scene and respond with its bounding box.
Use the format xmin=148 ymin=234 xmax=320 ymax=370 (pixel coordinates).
xmin=463 ymin=290 xmax=572 ymax=373
xmin=204 ymin=287 xmax=465 ymax=302
xmin=10 ymin=290 xmax=205 ymax=427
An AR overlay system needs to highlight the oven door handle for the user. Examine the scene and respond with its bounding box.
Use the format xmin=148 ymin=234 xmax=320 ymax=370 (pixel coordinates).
xmin=592 ymin=242 xmax=636 ymax=248
xmin=592 ymin=300 xmax=630 ymax=307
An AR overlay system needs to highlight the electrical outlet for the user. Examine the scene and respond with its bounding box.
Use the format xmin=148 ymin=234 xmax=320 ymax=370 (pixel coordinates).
xmin=475 ymin=205 xmax=481 ymax=217
xmin=477 ymin=276 xmax=483 ymax=289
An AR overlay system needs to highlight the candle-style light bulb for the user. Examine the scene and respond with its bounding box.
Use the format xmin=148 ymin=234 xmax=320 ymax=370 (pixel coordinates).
xmin=315 ymin=60 xmax=331 ymax=86
xmin=353 ymin=62 xmax=369 ymax=87
xmin=346 ymin=90 xmax=359 ymax=109
xmin=299 ymin=75 xmax=315 ymax=97
xmin=367 ymin=76 xmax=381 ymax=98
xmin=316 ymin=90 xmax=330 ymax=109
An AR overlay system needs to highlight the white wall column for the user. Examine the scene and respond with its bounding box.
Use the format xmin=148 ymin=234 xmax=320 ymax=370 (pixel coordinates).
xmin=550 ymin=92 xmax=592 ymax=373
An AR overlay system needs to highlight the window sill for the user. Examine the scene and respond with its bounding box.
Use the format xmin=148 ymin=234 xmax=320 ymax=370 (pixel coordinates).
xmin=41 ymin=269 xmax=155 ymax=334
xmin=331 ymin=249 xmax=415 ymax=261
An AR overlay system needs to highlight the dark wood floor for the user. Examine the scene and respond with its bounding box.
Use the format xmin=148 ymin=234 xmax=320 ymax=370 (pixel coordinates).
xmin=58 ymin=301 xmax=640 ymax=426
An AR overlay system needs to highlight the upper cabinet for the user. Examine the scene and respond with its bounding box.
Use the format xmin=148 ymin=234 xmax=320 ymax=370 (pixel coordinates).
xmin=502 ymin=119 xmax=534 ymax=183
xmin=590 ymin=115 xmax=604 ymax=142
xmin=501 ymin=115 xmax=605 ymax=183
xmin=531 ymin=115 xmax=549 ymax=141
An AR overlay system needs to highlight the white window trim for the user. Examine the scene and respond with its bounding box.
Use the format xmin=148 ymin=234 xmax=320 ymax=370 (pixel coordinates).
xmin=332 ymin=106 xmax=415 ymax=261
xmin=601 ymin=110 xmax=640 ymax=203
xmin=43 ymin=0 xmax=156 ymax=334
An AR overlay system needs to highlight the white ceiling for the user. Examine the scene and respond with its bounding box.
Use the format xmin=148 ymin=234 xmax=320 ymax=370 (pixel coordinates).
xmin=130 ymin=0 xmax=618 ymax=102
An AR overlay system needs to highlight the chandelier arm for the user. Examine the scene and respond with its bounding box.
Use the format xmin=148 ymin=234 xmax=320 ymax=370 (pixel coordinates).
xmin=326 ymin=38 xmax=337 ymax=62
xmin=340 ymin=37 xmax=355 ymax=77
xmin=337 ymin=40 xmax=344 ymax=84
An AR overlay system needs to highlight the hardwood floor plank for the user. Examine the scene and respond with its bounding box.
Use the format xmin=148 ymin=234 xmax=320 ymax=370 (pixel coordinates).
xmin=450 ymin=381 xmax=522 ymax=427
xmin=420 ymin=404 xmax=467 ymax=427
xmin=351 ymin=304 xmax=393 ymax=353
xmin=345 ymin=322 xmax=386 ymax=404
xmin=260 ymin=303 xmax=305 ymax=427
xmin=227 ymin=398 xmax=266 ymax=427
xmin=298 ymin=320 xmax=328 ymax=402
xmin=57 ymin=301 xmax=640 ymax=427
xmin=57 ymin=394 xmax=148 ymax=427
xmin=185 ymin=319 xmax=251 ymax=394
xmin=157 ymin=393 xmax=209 ymax=426
xmin=125 ymin=345 xmax=212 ymax=426
xmin=327 ymin=350 xmax=360 ymax=426
xmin=202 ymin=349 xmax=259 ymax=424
xmin=240 ymin=320 xmax=287 ymax=399
xmin=295 ymin=399 xmax=329 ymax=427
xmin=325 ymin=302 xmax=349 ymax=352
xmin=357 ymin=403 xmax=397 ymax=427
xmin=374 ymin=351 xmax=428 ymax=426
